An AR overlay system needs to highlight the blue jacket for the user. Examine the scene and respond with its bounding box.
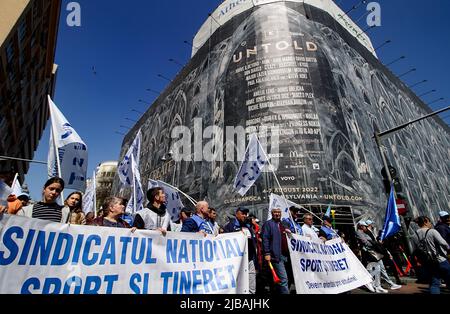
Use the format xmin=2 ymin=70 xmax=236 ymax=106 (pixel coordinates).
xmin=181 ymin=214 xmax=213 ymax=234
xmin=319 ymin=225 xmax=339 ymax=241
xmin=262 ymin=219 xmax=287 ymax=263
xmin=281 ymin=218 xmax=303 ymax=235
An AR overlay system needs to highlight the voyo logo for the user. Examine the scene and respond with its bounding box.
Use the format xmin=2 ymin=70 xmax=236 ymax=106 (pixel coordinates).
xmin=218 ymin=0 xmax=248 ymax=19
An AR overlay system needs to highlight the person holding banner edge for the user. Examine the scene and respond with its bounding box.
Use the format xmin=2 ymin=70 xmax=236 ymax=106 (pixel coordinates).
xmin=133 ymin=187 xmax=171 ymax=235
xmin=223 ymin=207 xmax=259 ymax=294
xmin=18 ymin=177 xmax=70 ymax=223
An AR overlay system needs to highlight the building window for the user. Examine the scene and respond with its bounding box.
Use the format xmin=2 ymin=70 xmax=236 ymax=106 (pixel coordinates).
xmin=18 ymin=19 xmax=27 ymax=43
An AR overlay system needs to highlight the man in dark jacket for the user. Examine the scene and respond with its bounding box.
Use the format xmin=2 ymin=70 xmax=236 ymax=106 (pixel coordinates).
xmin=223 ymin=207 xmax=258 ymax=294
xmin=435 ymin=211 xmax=450 ymax=247
xmin=181 ymin=201 xmax=213 ymax=235
xmin=262 ymin=208 xmax=290 ymax=294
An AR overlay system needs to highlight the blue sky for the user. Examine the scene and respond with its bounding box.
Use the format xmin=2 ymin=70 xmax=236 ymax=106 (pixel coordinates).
xmin=25 ymin=0 xmax=450 ymax=200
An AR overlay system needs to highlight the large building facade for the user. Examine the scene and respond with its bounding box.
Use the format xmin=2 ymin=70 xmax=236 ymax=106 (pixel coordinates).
xmin=96 ymin=161 xmax=118 ymax=210
xmin=0 ymin=0 xmax=61 ymax=182
xmin=115 ymin=0 xmax=450 ymax=227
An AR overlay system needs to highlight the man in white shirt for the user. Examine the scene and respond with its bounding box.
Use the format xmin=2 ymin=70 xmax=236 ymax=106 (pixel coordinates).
xmin=301 ymin=213 xmax=319 ymax=240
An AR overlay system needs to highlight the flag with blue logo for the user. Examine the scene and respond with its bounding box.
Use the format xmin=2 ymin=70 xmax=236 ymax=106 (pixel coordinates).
xmin=267 ymin=194 xmax=298 ymax=220
xmin=147 ymin=179 xmax=159 ymax=191
xmin=233 ymin=133 xmax=268 ymax=196
xmin=157 ymin=181 xmax=184 ymax=222
xmin=47 ymin=96 xmax=88 ymax=191
xmin=125 ymin=154 xmax=145 ymax=214
xmin=82 ymin=170 xmax=96 ymax=215
xmin=380 ymin=185 xmax=401 ymax=241
xmin=117 ymin=130 xmax=142 ymax=186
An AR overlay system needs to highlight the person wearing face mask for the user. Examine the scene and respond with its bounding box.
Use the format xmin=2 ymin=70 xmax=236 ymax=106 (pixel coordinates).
xmin=64 ymin=191 xmax=86 ymax=225
xmin=18 ymin=177 xmax=69 ymax=223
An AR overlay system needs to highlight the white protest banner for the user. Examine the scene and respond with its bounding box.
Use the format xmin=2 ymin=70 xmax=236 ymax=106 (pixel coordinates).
xmin=288 ymin=233 xmax=373 ymax=294
xmin=0 ymin=215 xmax=249 ymax=294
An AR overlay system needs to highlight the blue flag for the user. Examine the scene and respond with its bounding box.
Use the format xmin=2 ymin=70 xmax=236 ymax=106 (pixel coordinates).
xmin=233 ymin=133 xmax=268 ymax=196
xmin=325 ymin=203 xmax=332 ymax=217
xmin=380 ymin=185 xmax=401 ymax=241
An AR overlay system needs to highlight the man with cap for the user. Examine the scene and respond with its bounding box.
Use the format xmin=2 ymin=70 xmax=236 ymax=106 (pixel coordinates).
xmin=319 ymin=215 xmax=339 ymax=241
xmin=224 ymin=208 xmax=258 ymax=294
xmin=358 ymin=220 xmax=402 ymax=291
xmin=435 ymin=211 xmax=450 ymax=247
xmin=355 ymin=220 xmax=386 ymax=293
xmin=133 ymin=187 xmax=171 ymax=235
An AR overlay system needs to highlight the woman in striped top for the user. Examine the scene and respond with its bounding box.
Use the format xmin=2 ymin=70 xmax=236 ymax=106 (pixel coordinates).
xmin=19 ymin=177 xmax=70 ymax=223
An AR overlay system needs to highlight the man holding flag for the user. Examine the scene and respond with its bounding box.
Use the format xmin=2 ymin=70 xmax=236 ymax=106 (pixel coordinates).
xmin=133 ymin=187 xmax=171 ymax=235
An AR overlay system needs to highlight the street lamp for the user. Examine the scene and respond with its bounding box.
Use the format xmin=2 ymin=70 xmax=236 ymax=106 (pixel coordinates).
xmin=373 ymin=105 xmax=450 ymax=255
xmin=146 ymin=88 xmax=160 ymax=95
xmin=374 ymin=40 xmax=391 ymax=52
xmin=168 ymin=58 xmax=184 ymax=67
xmin=427 ymin=97 xmax=444 ymax=106
xmin=408 ymin=79 xmax=427 ymax=89
xmin=418 ymin=89 xmax=436 ymax=98
xmin=157 ymin=74 xmax=171 ymax=82
xmin=385 ymin=56 xmax=405 ymax=67
xmin=397 ymin=68 xmax=416 ymax=79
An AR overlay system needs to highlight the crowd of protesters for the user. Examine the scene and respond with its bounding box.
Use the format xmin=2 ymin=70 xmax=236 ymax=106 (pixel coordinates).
xmin=1 ymin=176 xmax=449 ymax=295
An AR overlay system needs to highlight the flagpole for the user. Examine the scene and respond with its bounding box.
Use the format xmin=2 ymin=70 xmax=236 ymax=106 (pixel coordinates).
xmin=258 ymin=136 xmax=323 ymax=223
xmin=256 ymin=137 xmax=300 ymax=233
xmin=93 ymin=171 xmax=97 ymax=218
xmin=159 ymin=181 xmax=197 ymax=206
xmin=11 ymin=173 xmax=19 ymax=192
xmin=49 ymin=97 xmax=64 ymax=202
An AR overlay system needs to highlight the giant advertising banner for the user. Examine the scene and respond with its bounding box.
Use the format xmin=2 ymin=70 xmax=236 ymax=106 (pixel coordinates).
xmin=0 ymin=215 xmax=249 ymax=294
xmin=117 ymin=1 xmax=450 ymax=224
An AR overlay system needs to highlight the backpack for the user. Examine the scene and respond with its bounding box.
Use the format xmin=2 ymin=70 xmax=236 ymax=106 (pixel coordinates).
xmin=413 ymin=229 xmax=437 ymax=266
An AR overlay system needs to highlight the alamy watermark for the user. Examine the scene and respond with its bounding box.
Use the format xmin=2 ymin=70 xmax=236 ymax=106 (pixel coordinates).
xmin=170 ymin=119 xmax=280 ymax=171
xmin=66 ymin=2 xmax=81 ymax=27
xmin=366 ymin=2 xmax=381 ymax=27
